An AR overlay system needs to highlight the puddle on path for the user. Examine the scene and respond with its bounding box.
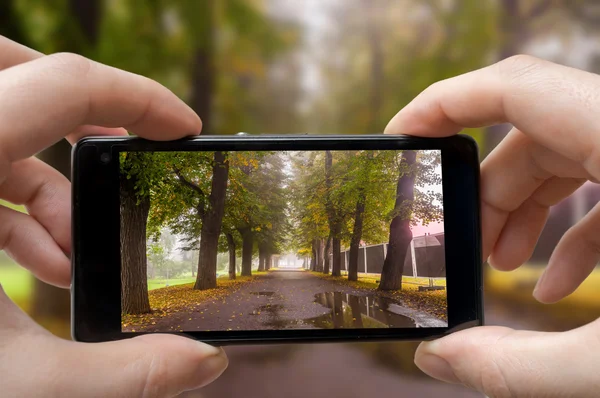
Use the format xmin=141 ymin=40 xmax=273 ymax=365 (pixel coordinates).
xmin=263 ymin=292 xmax=418 ymax=329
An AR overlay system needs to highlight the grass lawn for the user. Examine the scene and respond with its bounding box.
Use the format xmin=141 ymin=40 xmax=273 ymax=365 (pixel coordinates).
xmin=148 ymin=272 xmax=231 ymax=290
xmin=327 ymin=272 xmax=446 ymax=290
xmin=487 ymin=264 xmax=600 ymax=309
xmin=0 ymin=259 xmax=33 ymax=308
xmin=147 ymin=277 xmax=197 ymax=291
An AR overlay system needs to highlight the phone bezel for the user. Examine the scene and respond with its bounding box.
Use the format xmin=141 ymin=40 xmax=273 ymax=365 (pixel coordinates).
xmin=71 ymin=134 xmax=483 ymax=344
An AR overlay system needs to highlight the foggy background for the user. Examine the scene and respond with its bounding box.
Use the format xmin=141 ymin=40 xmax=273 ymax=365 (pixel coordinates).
xmin=1 ymin=1 xmax=600 ymax=396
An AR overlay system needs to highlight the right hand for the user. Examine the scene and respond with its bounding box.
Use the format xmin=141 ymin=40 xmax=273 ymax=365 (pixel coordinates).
xmin=386 ymin=55 xmax=600 ymax=397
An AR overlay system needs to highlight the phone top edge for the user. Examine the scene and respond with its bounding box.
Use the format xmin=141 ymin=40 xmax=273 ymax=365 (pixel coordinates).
xmin=74 ymin=133 xmax=476 ymax=143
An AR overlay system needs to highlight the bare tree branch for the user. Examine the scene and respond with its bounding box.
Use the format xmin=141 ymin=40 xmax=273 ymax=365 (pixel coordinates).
xmin=173 ymin=168 xmax=207 ymax=218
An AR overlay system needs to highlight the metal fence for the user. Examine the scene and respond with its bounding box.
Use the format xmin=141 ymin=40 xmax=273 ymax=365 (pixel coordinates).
xmin=306 ymin=232 xmax=445 ymax=278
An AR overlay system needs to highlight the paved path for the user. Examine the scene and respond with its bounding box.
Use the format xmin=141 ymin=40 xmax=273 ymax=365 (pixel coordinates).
xmin=146 ymin=269 xmax=445 ymax=332
xmin=181 ymin=342 xmax=483 ymax=398
xmin=175 ymin=291 xmax=580 ymax=398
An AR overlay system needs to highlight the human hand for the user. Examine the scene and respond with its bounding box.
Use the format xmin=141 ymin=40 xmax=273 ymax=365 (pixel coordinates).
xmin=0 ymin=36 xmax=227 ymax=397
xmin=386 ymin=55 xmax=600 ymax=397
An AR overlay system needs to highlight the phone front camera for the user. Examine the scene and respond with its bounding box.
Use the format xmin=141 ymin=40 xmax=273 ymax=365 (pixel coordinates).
xmin=100 ymin=153 xmax=111 ymax=164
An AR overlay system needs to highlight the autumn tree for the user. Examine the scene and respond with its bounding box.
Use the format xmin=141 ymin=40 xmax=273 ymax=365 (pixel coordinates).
xmin=289 ymin=152 xmax=329 ymax=272
xmin=324 ymin=151 xmax=344 ymax=276
xmin=238 ymin=152 xmax=288 ymax=274
xmin=120 ymin=153 xmax=169 ymax=314
xmin=227 ymin=152 xmax=270 ymax=276
xmin=379 ymin=151 xmax=443 ymax=291
xmin=147 ymin=151 xmax=229 ymax=290
xmin=344 ymin=150 xmax=397 ymax=281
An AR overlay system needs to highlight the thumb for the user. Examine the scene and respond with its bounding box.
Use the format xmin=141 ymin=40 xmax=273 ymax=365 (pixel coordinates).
xmin=58 ymin=334 xmax=228 ymax=397
xmin=415 ymin=324 xmax=600 ymax=398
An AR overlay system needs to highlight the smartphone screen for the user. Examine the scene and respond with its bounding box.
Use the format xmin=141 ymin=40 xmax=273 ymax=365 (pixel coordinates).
xmin=119 ymin=149 xmax=448 ymax=333
xmin=72 ymin=134 xmax=482 ymax=344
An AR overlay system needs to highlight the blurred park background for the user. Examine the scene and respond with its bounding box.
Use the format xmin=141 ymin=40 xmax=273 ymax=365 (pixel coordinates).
xmin=2 ymin=0 xmax=600 ymax=397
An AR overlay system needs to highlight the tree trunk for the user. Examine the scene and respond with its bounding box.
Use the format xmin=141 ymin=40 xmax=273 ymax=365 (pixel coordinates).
xmin=348 ymin=190 xmax=367 ymax=281
xmin=379 ymin=151 xmax=417 ymax=291
xmin=0 ymin=1 xmax=30 ymax=45
xmin=189 ymin=0 xmax=215 ymax=134
xmin=323 ymin=235 xmax=332 ymax=274
xmin=226 ymin=233 xmax=236 ymax=280
xmin=324 ymin=151 xmax=342 ymax=276
xmin=23 ymin=0 xmax=103 ymax=333
xmin=69 ymin=0 xmax=101 ymax=46
xmin=258 ymin=244 xmax=266 ymax=272
xmin=315 ymin=239 xmax=325 ymax=272
xmin=120 ymin=161 xmax=152 ymax=314
xmin=239 ymin=228 xmax=253 ymax=276
xmin=363 ymin=0 xmax=384 ymax=134
xmin=331 ymin=236 xmax=342 ymax=277
xmin=484 ymin=0 xmax=530 ymax=157
xmin=310 ymin=241 xmax=317 ymax=271
xmin=266 ymin=254 xmax=272 ymax=270
xmin=194 ymin=151 xmax=229 ymax=290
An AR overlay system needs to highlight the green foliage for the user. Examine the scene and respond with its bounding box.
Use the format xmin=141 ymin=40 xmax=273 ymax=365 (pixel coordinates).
xmin=290 ymin=150 xmax=443 ymax=253
xmin=139 ymin=151 xmax=289 ymax=264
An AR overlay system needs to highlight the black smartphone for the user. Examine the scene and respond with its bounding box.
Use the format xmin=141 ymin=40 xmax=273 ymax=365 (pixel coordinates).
xmin=71 ymin=134 xmax=483 ymax=344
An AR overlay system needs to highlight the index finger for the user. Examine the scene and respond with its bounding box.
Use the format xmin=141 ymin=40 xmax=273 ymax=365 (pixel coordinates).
xmin=0 ymin=52 xmax=201 ymax=167
xmin=384 ymin=55 xmax=600 ymax=177
xmin=0 ymin=36 xmax=42 ymax=70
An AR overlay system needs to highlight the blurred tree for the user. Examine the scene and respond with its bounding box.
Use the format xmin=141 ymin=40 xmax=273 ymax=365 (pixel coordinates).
xmin=7 ymin=0 xmax=105 ymax=330
xmin=0 ymin=2 xmax=29 ymax=44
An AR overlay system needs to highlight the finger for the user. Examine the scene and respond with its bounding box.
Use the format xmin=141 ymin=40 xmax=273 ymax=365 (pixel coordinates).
xmin=0 ymin=282 xmax=49 ymax=343
xmin=473 ymin=128 xmax=591 ymax=266
xmin=384 ymin=55 xmax=600 ymax=179
xmin=0 ymin=36 xmax=42 ymax=70
xmin=534 ymin=201 xmax=600 ymax=303
xmin=66 ymin=125 xmax=128 ymax=144
xmin=488 ymin=176 xmax=585 ymax=271
xmin=478 ymin=130 xmax=550 ymax=262
xmin=0 ymin=52 xmax=201 ymax=170
xmin=0 ymin=158 xmax=71 ymax=253
xmin=415 ymin=324 xmax=600 ymax=397
xmin=58 ymin=335 xmax=228 ymax=397
xmin=0 ymin=38 xmax=131 ymax=145
xmin=0 ymin=205 xmax=69 ymax=287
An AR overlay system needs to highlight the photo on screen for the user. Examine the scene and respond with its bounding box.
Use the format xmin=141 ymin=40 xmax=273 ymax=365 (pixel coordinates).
xmin=120 ymin=150 xmax=447 ymax=332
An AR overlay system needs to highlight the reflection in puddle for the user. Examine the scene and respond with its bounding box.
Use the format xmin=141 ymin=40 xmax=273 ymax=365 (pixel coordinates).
xmin=264 ymin=292 xmax=417 ymax=329
xmin=249 ymin=291 xmax=275 ymax=297
xmin=311 ymin=292 xmax=417 ymax=328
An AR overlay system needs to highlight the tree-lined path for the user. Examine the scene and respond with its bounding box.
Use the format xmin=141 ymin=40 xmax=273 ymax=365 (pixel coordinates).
xmin=121 ymin=149 xmax=446 ymax=329
xmin=137 ymin=268 xmax=446 ymax=332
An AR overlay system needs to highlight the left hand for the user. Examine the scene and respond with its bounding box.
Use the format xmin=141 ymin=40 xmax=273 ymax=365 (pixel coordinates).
xmin=0 ymin=36 xmax=227 ymax=398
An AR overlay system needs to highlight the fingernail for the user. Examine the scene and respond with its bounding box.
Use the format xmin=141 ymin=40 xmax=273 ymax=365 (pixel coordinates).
xmin=533 ymin=269 xmax=547 ymax=299
xmin=197 ymin=342 xmax=223 ymax=356
xmin=196 ymin=347 xmax=228 ymax=388
xmin=415 ymin=353 xmax=461 ymax=384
